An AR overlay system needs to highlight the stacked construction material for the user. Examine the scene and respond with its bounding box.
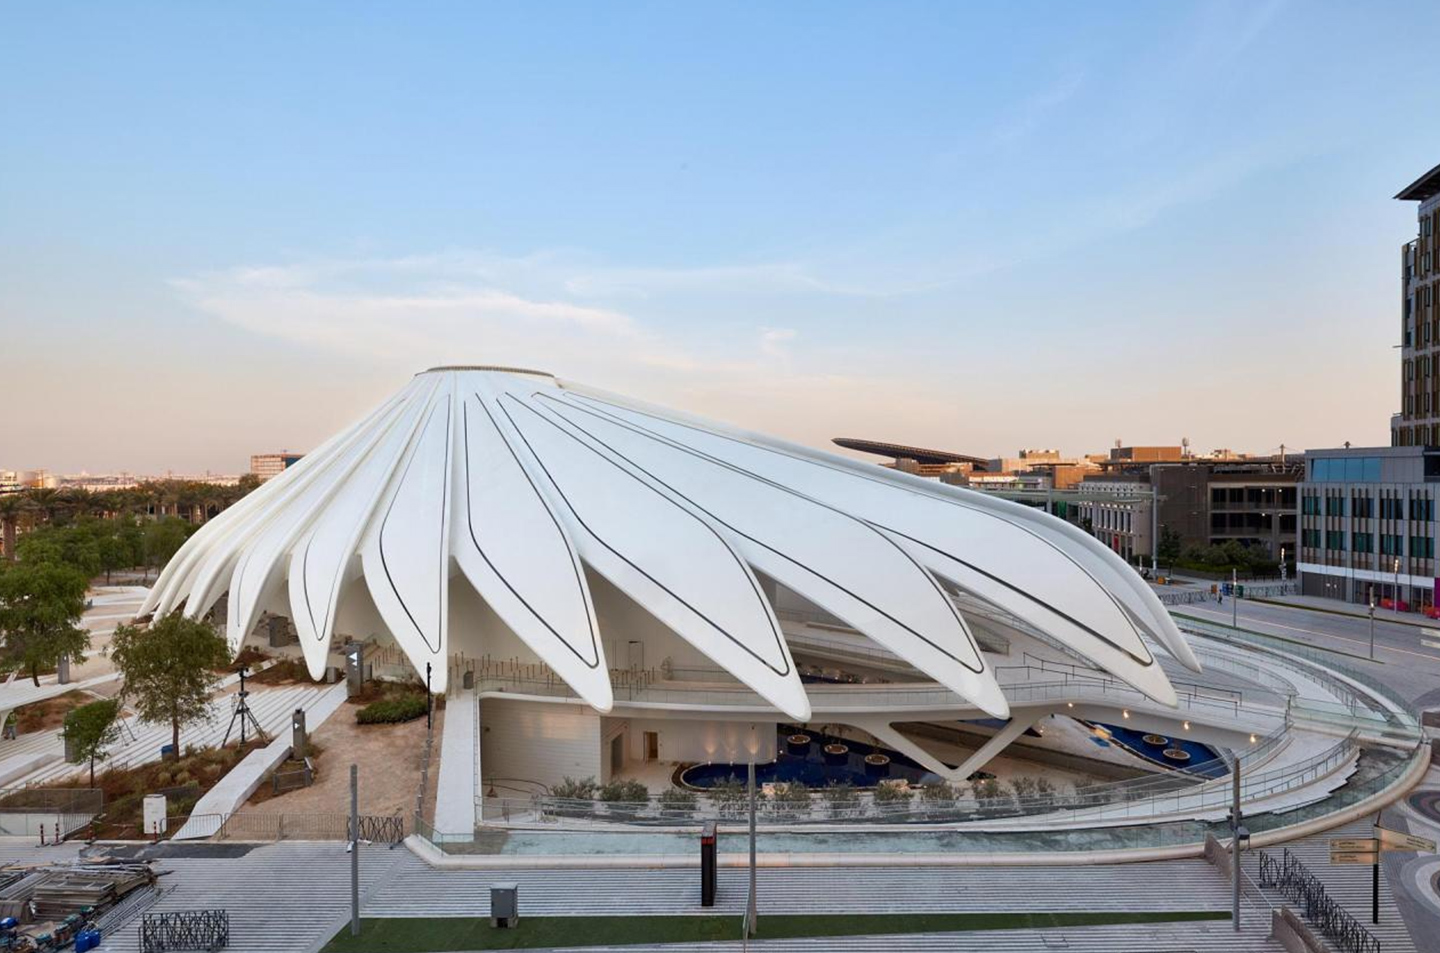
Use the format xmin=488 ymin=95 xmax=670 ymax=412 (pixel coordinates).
xmin=0 ymin=863 xmax=155 ymax=922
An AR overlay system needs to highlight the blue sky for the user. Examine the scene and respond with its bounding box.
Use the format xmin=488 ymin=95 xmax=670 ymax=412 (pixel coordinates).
xmin=2 ymin=1 xmax=1437 ymax=473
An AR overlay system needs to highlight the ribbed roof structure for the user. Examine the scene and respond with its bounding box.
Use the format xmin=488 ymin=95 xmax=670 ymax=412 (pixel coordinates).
xmin=141 ymin=366 xmax=1198 ymax=721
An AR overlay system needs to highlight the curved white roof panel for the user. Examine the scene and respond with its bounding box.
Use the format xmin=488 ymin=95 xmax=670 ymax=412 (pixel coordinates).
xmin=148 ymin=366 xmax=1191 ymax=715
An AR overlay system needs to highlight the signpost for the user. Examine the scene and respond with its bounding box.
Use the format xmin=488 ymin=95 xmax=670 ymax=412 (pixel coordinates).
xmin=1329 ymin=825 xmax=1439 ymax=925
xmin=1375 ymin=825 xmax=1437 ymax=853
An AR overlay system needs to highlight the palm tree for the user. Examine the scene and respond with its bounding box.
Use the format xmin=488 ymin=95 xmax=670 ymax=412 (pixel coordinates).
xmin=0 ymin=494 xmax=32 ymax=562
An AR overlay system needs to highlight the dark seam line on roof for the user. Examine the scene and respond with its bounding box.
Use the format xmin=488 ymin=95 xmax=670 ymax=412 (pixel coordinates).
xmin=533 ymin=393 xmax=985 ymax=676
xmin=497 ymin=395 xmax=793 ymax=680
xmin=465 ymin=397 xmax=601 ymax=669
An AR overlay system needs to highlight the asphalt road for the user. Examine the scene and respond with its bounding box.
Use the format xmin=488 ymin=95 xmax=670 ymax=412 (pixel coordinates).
xmin=1173 ymin=598 xmax=1440 ymax=705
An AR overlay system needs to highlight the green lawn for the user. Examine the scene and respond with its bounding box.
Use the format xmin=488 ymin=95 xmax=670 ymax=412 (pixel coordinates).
xmin=321 ymin=911 xmax=1229 ymax=951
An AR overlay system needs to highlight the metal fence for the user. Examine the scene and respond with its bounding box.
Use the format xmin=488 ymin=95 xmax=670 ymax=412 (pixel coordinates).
xmin=140 ymin=909 xmax=228 ymax=952
xmin=1257 ymin=848 xmax=1378 ymax=953
xmin=175 ymin=811 xmax=406 ymax=844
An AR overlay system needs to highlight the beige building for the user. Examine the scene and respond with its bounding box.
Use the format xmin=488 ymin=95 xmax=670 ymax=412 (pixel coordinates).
xmin=250 ymin=452 xmax=304 ymax=483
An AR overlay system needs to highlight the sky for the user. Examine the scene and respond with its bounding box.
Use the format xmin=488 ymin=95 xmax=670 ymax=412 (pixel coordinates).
xmin=3 ymin=1 xmax=1439 ymax=475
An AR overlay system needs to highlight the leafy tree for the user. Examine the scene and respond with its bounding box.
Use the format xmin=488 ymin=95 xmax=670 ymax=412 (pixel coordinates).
xmin=0 ymin=561 xmax=91 ymax=685
xmin=142 ymin=518 xmax=191 ymax=578
xmin=62 ymin=698 xmax=123 ymax=786
xmin=110 ymin=612 xmax=230 ymax=759
xmin=95 ymin=532 xmax=128 ymax=585
xmin=1156 ymin=526 xmax=1183 ymax=564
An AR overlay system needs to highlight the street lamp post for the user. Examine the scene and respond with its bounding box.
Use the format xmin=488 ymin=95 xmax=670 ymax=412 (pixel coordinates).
xmin=1368 ymin=588 xmax=1376 ymax=660
xmin=1394 ymin=556 xmax=1402 ymax=611
xmin=1231 ymin=567 xmax=1238 ymax=628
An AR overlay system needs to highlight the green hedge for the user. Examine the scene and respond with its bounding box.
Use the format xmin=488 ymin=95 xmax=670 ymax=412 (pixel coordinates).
xmin=356 ymin=694 xmax=428 ymax=725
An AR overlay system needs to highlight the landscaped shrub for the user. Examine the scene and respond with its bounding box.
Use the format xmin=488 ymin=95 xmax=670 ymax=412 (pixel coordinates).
xmin=550 ymin=776 xmax=598 ymax=800
xmin=770 ymin=781 xmax=811 ymax=817
xmin=822 ymin=780 xmax=860 ymax=818
xmin=657 ymin=787 xmax=698 ymax=817
xmin=872 ymin=780 xmax=912 ymax=808
xmin=709 ymin=778 xmax=747 ymax=817
xmin=918 ymin=781 xmax=958 ymax=815
xmin=973 ymin=778 xmax=1015 ymax=816
xmin=599 ymin=779 xmax=649 ymax=803
xmin=355 ymin=693 xmax=428 ymax=725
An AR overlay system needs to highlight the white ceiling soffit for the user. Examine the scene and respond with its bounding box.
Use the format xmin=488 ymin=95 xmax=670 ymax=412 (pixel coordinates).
xmin=225 ymin=392 xmax=416 ymax=655
xmin=149 ymin=366 xmax=1198 ymax=717
xmin=360 ymin=376 xmax=456 ymax=694
xmin=176 ymin=388 xmax=405 ymax=623
xmin=529 ymin=390 xmax=1008 ymax=719
xmin=287 ymin=377 xmax=439 ymax=680
xmin=452 ymin=376 xmax=612 ymax=713
xmin=555 ymin=384 xmax=1194 ymax=697
xmin=494 ymin=388 xmax=811 ymax=721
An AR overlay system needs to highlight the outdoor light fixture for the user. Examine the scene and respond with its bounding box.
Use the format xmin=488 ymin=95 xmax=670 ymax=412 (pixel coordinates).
xmin=1183 ymin=720 xmax=1191 ymax=731
xmin=1250 ymin=734 xmax=1257 ymax=744
xmin=1122 ymin=709 xmax=1130 ymax=719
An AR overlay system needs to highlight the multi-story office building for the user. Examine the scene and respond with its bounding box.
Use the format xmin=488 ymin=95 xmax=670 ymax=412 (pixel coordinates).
xmin=1395 ymin=162 xmax=1440 ymax=447
xmin=1077 ymin=458 xmax=1300 ymax=566
xmin=1297 ymin=446 xmax=1440 ymax=610
xmin=250 ymin=452 xmax=304 ymax=483
xmin=1299 ymin=163 xmax=1440 ymax=611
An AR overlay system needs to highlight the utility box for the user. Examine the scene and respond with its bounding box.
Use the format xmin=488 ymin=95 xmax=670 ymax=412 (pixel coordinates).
xmin=490 ymin=883 xmax=519 ymax=928
xmin=292 ymin=708 xmax=308 ymax=760
xmin=700 ymin=821 xmax=717 ymax=907
xmin=344 ymin=642 xmax=365 ymax=697
xmin=143 ymin=794 xmax=167 ymax=837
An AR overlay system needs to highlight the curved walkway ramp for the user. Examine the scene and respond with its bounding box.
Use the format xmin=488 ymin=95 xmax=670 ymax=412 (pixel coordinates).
xmin=171 ymin=682 xmax=349 ymax=840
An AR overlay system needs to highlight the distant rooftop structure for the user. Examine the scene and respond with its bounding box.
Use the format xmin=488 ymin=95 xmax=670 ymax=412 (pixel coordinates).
xmin=1395 ymin=161 xmax=1440 ymax=202
xmin=831 ymin=438 xmax=990 ymax=470
xmin=250 ymin=452 xmax=304 ymax=483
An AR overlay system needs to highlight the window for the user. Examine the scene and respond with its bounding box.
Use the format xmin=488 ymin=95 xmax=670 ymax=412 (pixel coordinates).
xmin=1325 ymin=530 xmax=1346 ymax=550
xmin=1302 ymin=528 xmax=1320 ymax=548
xmin=1352 ymin=495 xmax=1373 ymax=518
xmin=1325 ymin=497 xmax=1346 ymax=517
xmin=1412 ymin=536 xmax=1435 ymax=559
xmin=1352 ymin=532 xmax=1374 ymax=553
xmin=1381 ymin=534 xmax=1405 ymax=556
xmin=1302 ymin=495 xmax=1320 ymax=516
xmin=1411 ymin=496 xmax=1434 ymax=522
xmin=1309 ymin=457 xmax=1382 ymax=482
xmin=1381 ymin=497 xmax=1405 ymax=520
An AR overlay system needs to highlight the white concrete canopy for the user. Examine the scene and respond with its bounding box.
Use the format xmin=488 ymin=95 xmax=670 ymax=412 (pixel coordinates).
xmin=142 ymin=366 xmax=1192 ymax=720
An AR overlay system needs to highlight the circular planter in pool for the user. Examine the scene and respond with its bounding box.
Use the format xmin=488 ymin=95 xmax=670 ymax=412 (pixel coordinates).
xmin=786 ymin=733 xmax=813 ymax=755
xmin=1143 ymin=734 xmax=1169 ymax=747
xmin=823 ymin=743 xmax=850 ymax=765
xmin=864 ymin=753 xmax=891 ymax=776
xmin=1162 ymin=748 xmax=1192 ymax=763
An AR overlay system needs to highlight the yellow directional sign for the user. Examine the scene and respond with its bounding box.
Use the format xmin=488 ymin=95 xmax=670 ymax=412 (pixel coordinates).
xmin=1330 ymin=851 xmax=1379 ymax=865
xmin=1331 ymin=838 xmax=1378 ymax=853
xmin=1375 ymin=826 xmax=1438 ymax=853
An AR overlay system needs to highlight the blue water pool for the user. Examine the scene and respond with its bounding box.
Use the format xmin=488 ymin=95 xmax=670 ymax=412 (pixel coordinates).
xmin=678 ymin=726 xmax=943 ymax=789
xmin=1088 ymin=722 xmax=1228 ymax=779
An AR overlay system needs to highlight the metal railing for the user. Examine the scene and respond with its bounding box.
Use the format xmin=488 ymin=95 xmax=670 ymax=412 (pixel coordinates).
xmin=1257 ymin=848 xmax=1378 ymax=953
xmin=478 ymin=727 xmax=1352 ymax=830
xmin=172 ymin=810 xmax=407 ymax=844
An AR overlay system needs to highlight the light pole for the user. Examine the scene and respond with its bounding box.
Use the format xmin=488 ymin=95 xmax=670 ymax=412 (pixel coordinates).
xmin=1230 ymin=757 xmax=1246 ymax=932
xmin=1231 ymin=567 xmax=1238 ymax=628
xmin=1369 ymin=587 xmax=1376 ymax=660
xmin=1394 ymin=556 xmax=1402 ymax=611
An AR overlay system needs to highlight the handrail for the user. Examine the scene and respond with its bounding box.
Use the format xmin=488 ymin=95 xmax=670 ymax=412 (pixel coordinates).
xmin=487 ymin=727 xmax=1354 ymax=829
